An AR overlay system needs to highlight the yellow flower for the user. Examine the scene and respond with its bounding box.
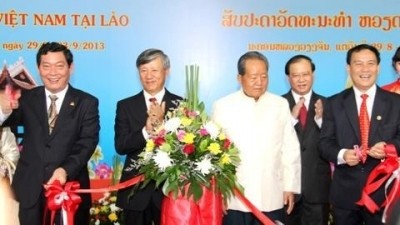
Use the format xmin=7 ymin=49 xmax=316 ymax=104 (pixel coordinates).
xmin=108 ymin=212 xmax=118 ymax=222
xmin=145 ymin=140 xmax=155 ymax=152
xmin=207 ymin=143 xmax=221 ymax=155
xmin=220 ymin=153 xmax=231 ymax=165
xmin=218 ymin=132 xmax=226 ymax=140
xmin=181 ymin=117 xmax=192 ymax=126
xmin=109 ymin=196 xmax=117 ymax=202
xmin=183 ymin=133 xmax=196 ymax=144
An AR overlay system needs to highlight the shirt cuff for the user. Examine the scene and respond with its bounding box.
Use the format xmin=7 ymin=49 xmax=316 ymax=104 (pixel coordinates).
xmin=337 ymin=149 xmax=347 ymax=164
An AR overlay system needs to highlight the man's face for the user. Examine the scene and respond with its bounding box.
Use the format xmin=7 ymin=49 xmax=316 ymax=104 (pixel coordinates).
xmin=38 ymin=51 xmax=72 ymax=94
xmin=238 ymin=59 xmax=268 ymax=100
xmin=394 ymin=61 xmax=400 ymax=74
xmin=139 ymin=57 xmax=168 ymax=95
xmin=347 ymin=49 xmax=380 ymax=92
xmin=287 ymin=59 xmax=314 ymax=96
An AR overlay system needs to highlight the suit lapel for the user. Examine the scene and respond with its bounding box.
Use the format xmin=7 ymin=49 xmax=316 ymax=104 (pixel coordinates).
xmin=163 ymin=90 xmax=179 ymax=113
xmin=49 ymin=86 xmax=78 ymax=137
xmin=343 ymin=89 xmax=361 ymax=142
xmin=138 ymin=92 xmax=148 ymax=121
xmin=32 ymin=87 xmax=50 ymax=133
xmin=369 ymin=88 xmax=386 ymax=143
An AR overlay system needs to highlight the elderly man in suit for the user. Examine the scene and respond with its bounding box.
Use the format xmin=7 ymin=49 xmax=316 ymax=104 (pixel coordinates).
xmin=0 ymin=42 xmax=100 ymax=225
xmin=319 ymin=44 xmax=400 ymax=225
xmin=282 ymin=55 xmax=331 ymax=225
xmin=114 ymin=48 xmax=182 ymax=225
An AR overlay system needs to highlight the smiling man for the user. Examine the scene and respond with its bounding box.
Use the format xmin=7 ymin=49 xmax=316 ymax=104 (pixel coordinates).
xmin=114 ymin=48 xmax=182 ymax=225
xmin=0 ymin=42 xmax=100 ymax=225
xmin=282 ymin=55 xmax=330 ymax=225
xmin=319 ymin=44 xmax=400 ymax=225
xmin=212 ymin=51 xmax=301 ymax=225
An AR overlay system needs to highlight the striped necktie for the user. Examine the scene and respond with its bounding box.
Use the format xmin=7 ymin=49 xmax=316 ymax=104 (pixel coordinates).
xmin=48 ymin=95 xmax=58 ymax=134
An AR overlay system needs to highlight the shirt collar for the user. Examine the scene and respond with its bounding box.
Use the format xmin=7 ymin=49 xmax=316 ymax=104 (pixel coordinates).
xmin=143 ymin=88 xmax=166 ymax=103
xmin=353 ymin=85 xmax=377 ymax=99
xmin=45 ymin=85 xmax=68 ymax=106
xmin=291 ymin=90 xmax=312 ymax=103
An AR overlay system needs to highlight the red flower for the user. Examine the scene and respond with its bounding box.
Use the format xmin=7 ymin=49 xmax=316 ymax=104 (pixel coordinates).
xmin=183 ymin=144 xmax=195 ymax=155
xmin=154 ymin=136 xmax=166 ymax=146
xmin=223 ymin=139 xmax=231 ymax=149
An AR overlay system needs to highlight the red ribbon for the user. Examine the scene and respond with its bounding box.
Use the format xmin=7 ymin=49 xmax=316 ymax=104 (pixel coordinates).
xmin=234 ymin=188 xmax=276 ymax=225
xmin=44 ymin=180 xmax=81 ymax=225
xmin=44 ymin=175 xmax=144 ymax=225
xmin=356 ymin=144 xmax=399 ymax=213
xmin=45 ymin=174 xmax=277 ymax=225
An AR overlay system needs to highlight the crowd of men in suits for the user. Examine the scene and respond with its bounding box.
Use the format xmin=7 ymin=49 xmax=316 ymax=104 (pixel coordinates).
xmin=1 ymin=42 xmax=400 ymax=225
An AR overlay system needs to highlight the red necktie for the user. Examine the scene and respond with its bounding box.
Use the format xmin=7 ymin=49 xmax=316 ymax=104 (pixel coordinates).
xmin=149 ymin=97 xmax=157 ymax=103
xmin=359 ymin=94 xmax=369 ymax=163
xmin=299 ymin=97 xmax=307 ymax=128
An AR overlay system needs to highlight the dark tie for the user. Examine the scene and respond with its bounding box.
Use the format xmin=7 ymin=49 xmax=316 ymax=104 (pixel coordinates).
xmin=359 ymin=94 xmax=369 ymax=163
xmin=299 ymin=97 xmax=307 ymax=128
xmin=48 ymin=95 xmax=58 ymax=134
xmin=149 ymin=97 xmax=157 ymax=103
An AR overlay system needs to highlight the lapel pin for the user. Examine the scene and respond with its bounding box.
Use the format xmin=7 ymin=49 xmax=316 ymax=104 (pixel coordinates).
xmin=376 ymin=115 xmax=382 ymax=121
xmin=70 ymin=101 xmax=75 ymax=106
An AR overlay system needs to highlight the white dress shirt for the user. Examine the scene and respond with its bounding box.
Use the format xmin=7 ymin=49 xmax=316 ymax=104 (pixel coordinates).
xmin=212 ymin=90 xmax=301 ymax=212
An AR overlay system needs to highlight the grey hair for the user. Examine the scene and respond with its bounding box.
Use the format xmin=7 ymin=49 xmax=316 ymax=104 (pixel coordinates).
xmin=136 ymin=48 xmax=170 ymax=69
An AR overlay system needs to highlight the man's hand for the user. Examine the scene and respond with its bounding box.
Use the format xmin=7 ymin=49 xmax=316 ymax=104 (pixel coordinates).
xmin=145 ymin=100 xmax=166 ymax=134
xmin=368 ymin=141 xmax=386 ymax=159
xmin=344 ymin=149 xmax=360 ymax=166
xmin=314 ymin=99 xmax=323 ymax=119
xmin=291 ymin=98 xmax=305 ymax=119
xmin=46 ymin=167 xmax=68 ymax=187
xmin=284 ymin=191 xmax=295 ymax=214
xmin=0 ymin=89 xmax=21 ymax=114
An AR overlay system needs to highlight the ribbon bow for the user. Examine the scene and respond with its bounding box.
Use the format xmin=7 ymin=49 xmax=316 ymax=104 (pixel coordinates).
xmin=45 ymin=180 xmax=82 ymax=225
xmin=356 ymin=144 xmax=399 ymax=214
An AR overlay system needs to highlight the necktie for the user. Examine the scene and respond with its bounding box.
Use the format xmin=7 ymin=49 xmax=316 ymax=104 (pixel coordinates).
xmin=48 ymin=95 xmax=58 ymax=134
xmin=359 ymin=94 xmax=369 ymax=163
xmin=299 ymin=97 xmax=307 ymax=128
xmin=149 ymin=97 xmax=157 ymax=103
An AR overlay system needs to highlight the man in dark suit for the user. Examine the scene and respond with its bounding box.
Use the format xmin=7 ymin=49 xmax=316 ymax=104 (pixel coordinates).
xmin=0 ymin=42 xmax=100 ymax=225
xmin=115 ymin=48 xmax=182 ymax=225
xmin=282 ymin=55 xmax=331 ymax=225
xmin=319 ymin=44 xmax=400 ymax=225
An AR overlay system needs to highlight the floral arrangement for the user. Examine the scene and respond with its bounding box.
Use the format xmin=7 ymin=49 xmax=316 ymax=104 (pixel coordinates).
xmin=89 ymin=151 xmax=124 ymax=225
xmin=132 ymin=65 xmax=241 ymax=203
xmin=89 ymin=192 xmax=123 ymax=225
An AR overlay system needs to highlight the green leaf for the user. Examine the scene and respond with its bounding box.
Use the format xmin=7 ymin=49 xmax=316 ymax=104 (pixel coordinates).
xmin=188 ymin=180 xmax=203 ymax=202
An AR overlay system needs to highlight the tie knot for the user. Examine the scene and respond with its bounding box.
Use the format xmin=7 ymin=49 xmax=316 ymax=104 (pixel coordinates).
xmin=149 ymin=97 xmax=157 ymax=103
xmin=361 ymin=94 xmax=368 ymax=100
xmin=49 ymin=95 xmax=58 ymax=102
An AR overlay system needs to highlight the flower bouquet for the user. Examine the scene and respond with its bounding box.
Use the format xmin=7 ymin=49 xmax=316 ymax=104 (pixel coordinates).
xmin=133 ymin=65 xmax=241 ymax=225
xmin=89 ymin=155 xmax=124 ymax=225
xmin=89 ymin=192 xmax=123 ymax=225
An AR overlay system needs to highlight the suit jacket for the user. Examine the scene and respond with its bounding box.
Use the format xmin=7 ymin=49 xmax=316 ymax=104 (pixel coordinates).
xmin=282 ymin=91 xmax=330 ymax=203
xmin=319 ymin=86 xmax=400 ymax=210
xmin=4 ymin=85 xmax=99 ymax=218
xmin=115 ymin=89 xmax=181 ymax=211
